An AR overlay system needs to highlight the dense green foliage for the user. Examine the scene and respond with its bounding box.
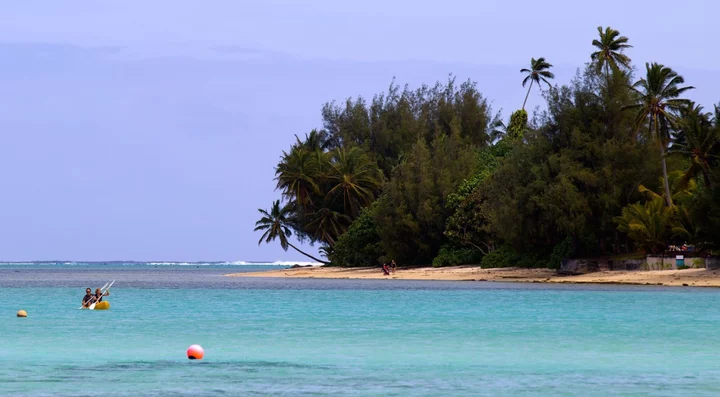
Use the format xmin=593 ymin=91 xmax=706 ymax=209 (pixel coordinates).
xmin=506 ymin=110 xmax=528 ymax=140
xmin=329 ymin=203 xmax=383 ymax=267
xmin=257 ymin=26 xmax=720 ymax=266
xmin=443 ymin=143 xmax=511 ymax=255
xmin=374 ymin=133 xmax=478 ymax=264
xmin=432 ymin=245 xmax=482 ymax=267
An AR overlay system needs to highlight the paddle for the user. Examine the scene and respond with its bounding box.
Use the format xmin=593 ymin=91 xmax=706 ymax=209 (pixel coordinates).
xmin=88 ymin=280 xmax=115 ymax=310
xmin=80 ymin=281 xmax=109 ymax=309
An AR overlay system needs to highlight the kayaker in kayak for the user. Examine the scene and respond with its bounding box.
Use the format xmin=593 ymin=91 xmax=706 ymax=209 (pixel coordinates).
xmin=81 ymin=288 xmax=94 ymax=308
xmin=91 ymin=287 xmax=110 ymax=304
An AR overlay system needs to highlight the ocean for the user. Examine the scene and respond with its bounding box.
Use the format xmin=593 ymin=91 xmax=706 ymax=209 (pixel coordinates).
xmin=1 ymin=262 xmax=719 ymax=396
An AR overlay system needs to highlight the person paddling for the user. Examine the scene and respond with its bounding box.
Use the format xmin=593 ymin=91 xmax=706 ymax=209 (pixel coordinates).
xmin=81 ymin=288 xmax=94 ymax=308
xmin=91 ymin=287 xmax=110 ymax=304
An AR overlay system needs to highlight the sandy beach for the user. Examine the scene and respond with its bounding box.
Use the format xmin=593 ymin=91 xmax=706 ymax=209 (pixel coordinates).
xmin=226 ymin=265 xmax=720 ymax=287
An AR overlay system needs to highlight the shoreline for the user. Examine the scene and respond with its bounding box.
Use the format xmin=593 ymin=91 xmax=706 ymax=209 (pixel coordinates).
xmin=225 ymin=266 xmax=720 ymax=287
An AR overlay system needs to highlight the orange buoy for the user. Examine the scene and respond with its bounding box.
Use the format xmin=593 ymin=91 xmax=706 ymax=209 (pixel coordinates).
xmin=186 ymin=344 xmax=204 ymax=360
xmin=17 ymin=310 xmax=27 ymax=317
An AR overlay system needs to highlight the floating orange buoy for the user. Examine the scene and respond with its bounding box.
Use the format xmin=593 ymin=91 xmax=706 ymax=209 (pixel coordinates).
xmin=186 ymin=344 xmax=204 ymax=360
xmin=17 ymin=310 xmax=27 ymax=317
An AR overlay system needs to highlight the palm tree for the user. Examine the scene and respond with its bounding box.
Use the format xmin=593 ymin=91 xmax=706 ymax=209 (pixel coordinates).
xmin=668 ymin=103 xmax=720 ymax=189
xmin=254 ymin=200 xmax=329 ymax=264
xmin=625 ymin=62 xmax=694 ymax=207
xmin=326 ymin=147 xmax=382 ymax=218
xmin=304 ymin=207 xmax=350 ymax=247
xmin=520 ymin=57 xmax=554 ymax=110
xmin=614 ymin=197 xmax=678 ymax=254
xmin=488 ymin=112 xmax=507 ymax=142
xmin=275 ymin=147 xmax=323 ymax=209
xmin=617 ymin=179 xmax=698 ymax=253
xmin=638 ymin=170 xmax=697 ymax=207
xmin=590 ymin=26 xmax=632 ymax=83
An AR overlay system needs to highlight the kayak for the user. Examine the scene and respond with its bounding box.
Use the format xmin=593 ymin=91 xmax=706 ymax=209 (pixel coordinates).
xmin=78 ymin=280 xmax=115 ymax=310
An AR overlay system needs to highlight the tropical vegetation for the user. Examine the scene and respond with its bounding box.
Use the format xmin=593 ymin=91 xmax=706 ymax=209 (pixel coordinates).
xmin=256 ymin=25 xmax=720 ymax=267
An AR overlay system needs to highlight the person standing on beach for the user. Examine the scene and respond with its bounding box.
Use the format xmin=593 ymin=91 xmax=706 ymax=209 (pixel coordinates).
xmin=81 ymin=288 xmax=94 ymax=308
xmin=390 ymin=260 xmax=397 ymax=273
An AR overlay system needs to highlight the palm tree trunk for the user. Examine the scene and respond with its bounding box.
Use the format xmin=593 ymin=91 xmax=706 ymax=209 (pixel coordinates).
xmin=522 ymin=80 xmax=534 ymax=110
xmin=659 ymin=143 xmax=673 ymax=207
xmin=653 ymin=114 xmax=673 ymax=207
xmin=287 ymin=242 xmax=331 ymax=264
xmin=605 ymin=63 xmax=610 ymax=91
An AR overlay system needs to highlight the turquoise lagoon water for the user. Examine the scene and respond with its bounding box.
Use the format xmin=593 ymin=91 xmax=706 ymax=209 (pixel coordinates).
xmin=2 ymin=263 xmax=720 ymax=396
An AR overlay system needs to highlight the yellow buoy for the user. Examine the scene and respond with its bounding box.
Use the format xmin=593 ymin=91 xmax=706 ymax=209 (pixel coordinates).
xmin=17 ymin=310 xmax=27 ymax=317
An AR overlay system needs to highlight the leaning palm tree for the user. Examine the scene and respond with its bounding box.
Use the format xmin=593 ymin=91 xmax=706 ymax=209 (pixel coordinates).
xmin=625 ymin=62 xmax=694 ymax=207
xmin=520 ymin=57 xmax=554 ymax=110
xmin=255 ymin=200 xmax=329 ymax=264
xmin=590 ymin=26 xmax=632 ymax=83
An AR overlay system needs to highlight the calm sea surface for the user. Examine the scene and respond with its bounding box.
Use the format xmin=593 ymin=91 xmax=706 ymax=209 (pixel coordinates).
xmin=1 ymin=262 xmax=720 ymax=396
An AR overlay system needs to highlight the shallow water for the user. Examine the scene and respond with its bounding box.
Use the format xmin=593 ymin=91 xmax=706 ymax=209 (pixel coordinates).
xmin=1 ymin=264 xmax=720 ymax=396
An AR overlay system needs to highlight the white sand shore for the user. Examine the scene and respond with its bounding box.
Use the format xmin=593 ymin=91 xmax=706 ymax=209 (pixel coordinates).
xmin=225 ymin=266 xmax=720 ymax=287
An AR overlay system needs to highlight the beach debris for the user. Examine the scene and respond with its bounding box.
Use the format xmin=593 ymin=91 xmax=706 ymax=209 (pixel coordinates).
xmin=16 ymin=310 xmax=27 ymax=317
xmin=187 ymin=344 xmax=204 ymax=360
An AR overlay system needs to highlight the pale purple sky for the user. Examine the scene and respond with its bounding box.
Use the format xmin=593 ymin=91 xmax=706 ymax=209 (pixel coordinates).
xmin=0 ymin=1 xmax=716 ymax=262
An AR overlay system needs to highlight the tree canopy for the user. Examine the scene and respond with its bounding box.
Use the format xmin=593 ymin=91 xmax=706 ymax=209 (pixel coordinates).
xmin=256 ymin=26 xmax=720 ymax=266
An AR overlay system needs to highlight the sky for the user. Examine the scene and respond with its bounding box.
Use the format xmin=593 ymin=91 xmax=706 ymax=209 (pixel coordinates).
xmin=0 ymin=1 xmax=717 ymax=262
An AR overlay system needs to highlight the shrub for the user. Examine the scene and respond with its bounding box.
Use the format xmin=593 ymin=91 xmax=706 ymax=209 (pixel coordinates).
xmin=506 ymin=109 xmax=528 ymax=140
xmin=432 ymin=245 xmax=482 ymax=267
xmin=330 ymin=204 xmax=384 ymax=267
xmin=480 ymin=246 xmax=520 ymax=268
xmin=547 ymin=237 xmax=574 ymax=269
xmin=480 ymin=245 xmax=554 ymax=268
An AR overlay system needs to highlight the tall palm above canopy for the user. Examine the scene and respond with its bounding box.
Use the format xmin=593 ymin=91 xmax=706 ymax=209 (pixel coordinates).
xmin=590 ymin=26 xmax=632 ymax=82
xmin=254 ymin=200 xmax=329 ymax=264
xmin=520 ymin=57 xmax=554 ymax=110
xmin=625 ymin=62 xmax=694 ymax=207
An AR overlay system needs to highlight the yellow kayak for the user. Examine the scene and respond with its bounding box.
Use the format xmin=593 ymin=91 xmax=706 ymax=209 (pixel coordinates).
xmin=93 ymin=301 xmax=110 ymax=310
